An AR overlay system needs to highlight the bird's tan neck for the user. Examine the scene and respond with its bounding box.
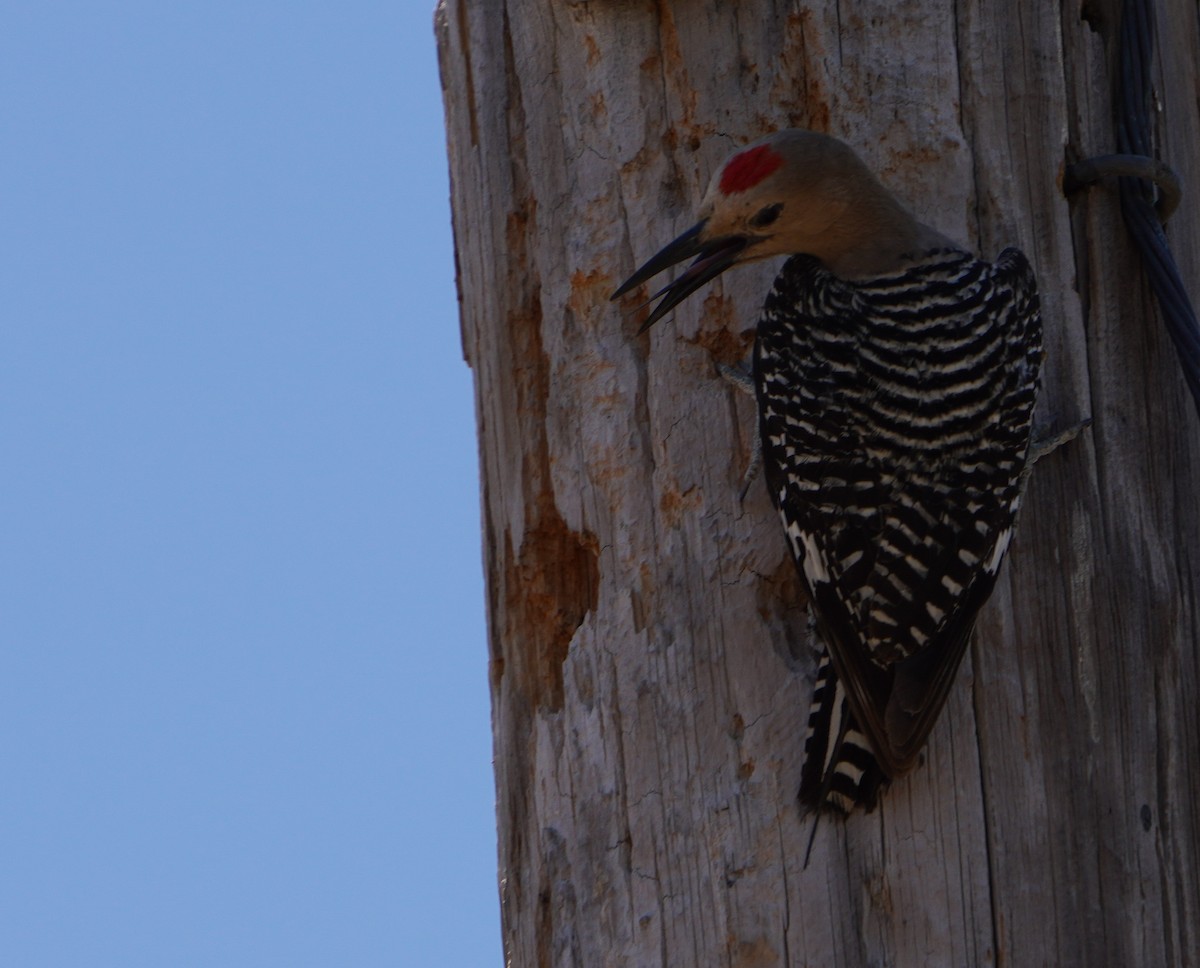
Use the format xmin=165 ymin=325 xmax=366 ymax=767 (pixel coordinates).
xmin=820 ymin=186 xmax=962 ymax=279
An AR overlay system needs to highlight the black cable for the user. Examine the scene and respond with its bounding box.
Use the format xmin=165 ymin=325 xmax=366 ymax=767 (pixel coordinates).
xmin=1116 ymin=0 xmax=1200 ymax=416
xmin=1066 ymin=0 xmax=1200 ymax=419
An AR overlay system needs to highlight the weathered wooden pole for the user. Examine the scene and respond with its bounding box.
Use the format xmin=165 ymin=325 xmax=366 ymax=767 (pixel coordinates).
xmin=437 ymin=1 xmax=1200 ymax=964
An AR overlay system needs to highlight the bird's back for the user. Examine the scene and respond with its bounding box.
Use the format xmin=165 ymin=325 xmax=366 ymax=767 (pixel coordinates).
xmin=754 ymin=247 xmax=1042 ymax=805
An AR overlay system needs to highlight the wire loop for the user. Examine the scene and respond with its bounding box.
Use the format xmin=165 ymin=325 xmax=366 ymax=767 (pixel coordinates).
xmin=1064 ymin=153 xmax=1181 ymax=222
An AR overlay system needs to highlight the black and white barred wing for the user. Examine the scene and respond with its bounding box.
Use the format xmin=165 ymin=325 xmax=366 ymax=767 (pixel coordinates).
xmin=758 ymin=249 xmax=1042 ymax=780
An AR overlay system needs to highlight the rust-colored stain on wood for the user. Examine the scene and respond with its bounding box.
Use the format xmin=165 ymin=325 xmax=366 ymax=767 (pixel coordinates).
xmin=568 ymin=268 xmax=613 ymax=320
xmin=658 ymin=482 xmax=702 ymax=528
xmin=495 ymin=288 xmax=599 ymax=713
xmin=491 ymin=190 xmax=601 ymax=715
xmin=583 ymin=33 xmax=601 ymax=69
xmin=688 ymin=312 xmax=755 ymax=367
xmin=729 ymin=936 xmax=781 ymax=968
xmin=586 ymin=90 xmax=607 ymax=124
xmin=503 ymin=506 xmax=600 ymax=714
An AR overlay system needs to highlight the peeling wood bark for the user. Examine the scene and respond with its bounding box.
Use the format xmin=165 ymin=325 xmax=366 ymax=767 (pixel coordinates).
xmin=437 ymin=1 xmax=1200 ymax=965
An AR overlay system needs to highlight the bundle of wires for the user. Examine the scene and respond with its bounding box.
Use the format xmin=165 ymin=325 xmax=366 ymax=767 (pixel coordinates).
xmin=1110 ymin=0 xmax=1200 ymax=416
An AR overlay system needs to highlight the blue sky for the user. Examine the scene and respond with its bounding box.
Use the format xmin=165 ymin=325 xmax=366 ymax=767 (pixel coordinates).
xmin=2 ymin=4 xmax=497 ymax=965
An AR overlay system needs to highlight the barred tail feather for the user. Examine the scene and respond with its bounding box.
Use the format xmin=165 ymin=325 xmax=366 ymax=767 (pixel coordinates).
xmin=798 ymin=651 xmax=887 ymax=815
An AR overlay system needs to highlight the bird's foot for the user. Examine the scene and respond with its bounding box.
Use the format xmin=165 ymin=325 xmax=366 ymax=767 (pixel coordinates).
xmin=1029 ymin=416 xmax=1092 ymax=465
xmin=716 ymin=361 xmax=754 ymax=397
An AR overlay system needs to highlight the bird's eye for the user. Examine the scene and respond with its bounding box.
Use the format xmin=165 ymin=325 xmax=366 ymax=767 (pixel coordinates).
xmin=750 ymin=203 xmax=783 ymax=228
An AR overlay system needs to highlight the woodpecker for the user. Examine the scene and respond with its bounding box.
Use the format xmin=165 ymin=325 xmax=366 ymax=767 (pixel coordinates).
xmin=613 ymin=130 xmax=1042 ymax=816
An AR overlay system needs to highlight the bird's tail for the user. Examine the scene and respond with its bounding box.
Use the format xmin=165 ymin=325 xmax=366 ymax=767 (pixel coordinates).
xmin=798 ymin=649 xmax=887 ymax=816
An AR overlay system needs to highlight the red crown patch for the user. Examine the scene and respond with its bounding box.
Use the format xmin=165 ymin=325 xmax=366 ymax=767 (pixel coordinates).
xmin=718 ymin=144 xmax=783 ymax=195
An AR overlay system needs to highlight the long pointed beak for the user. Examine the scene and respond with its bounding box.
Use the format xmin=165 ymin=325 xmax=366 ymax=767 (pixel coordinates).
xmin=612 ymin=220 xmax=747 ymax=333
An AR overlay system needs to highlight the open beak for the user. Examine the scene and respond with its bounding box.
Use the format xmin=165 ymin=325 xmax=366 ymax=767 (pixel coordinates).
xmin=611 ymin=220 xmax=748 ymax=333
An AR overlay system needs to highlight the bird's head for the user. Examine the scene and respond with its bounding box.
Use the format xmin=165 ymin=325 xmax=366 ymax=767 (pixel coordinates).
xmin=613 ymin=129 xmax=937 ymax=331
